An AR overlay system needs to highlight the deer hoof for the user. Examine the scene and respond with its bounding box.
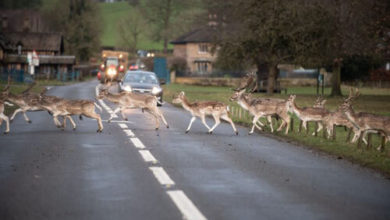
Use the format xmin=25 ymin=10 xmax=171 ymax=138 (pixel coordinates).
xmin=185 ymin=130 xmax=189 ymax=134
xmin=10 ymin=119 xmax=13 ymax=123
xmin=4 ymin=131 xmax=9 ymax=135
xmin=248 ymin=132 xmax=253 ymax=135
xmin=28 ymin=120 xmax=32 ymax=124
xmin=235 ymin=131 xmax=239 ymax=135
xmin=107 ymin=120 xmax=111 ymax=123
xmin=208 ymin=131 xmax=213 ymax=134
xmin=155 ymin=128 xmax=159 ymax=131
xmin=125 ymin=118 xmax=128 ymax=121
xmin=73 ymin=128 xmax=76 ymax=131
xmin=166 ymin=125 xmax=170 ymax=129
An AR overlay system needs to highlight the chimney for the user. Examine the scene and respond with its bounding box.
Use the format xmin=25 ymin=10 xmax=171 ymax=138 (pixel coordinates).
xmin=2 ymin=15 xmax=8 ymax=31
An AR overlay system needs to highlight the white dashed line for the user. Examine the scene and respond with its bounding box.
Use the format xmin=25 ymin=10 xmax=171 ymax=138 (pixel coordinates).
xmin=123 ymin=129 xmax=135 ymax=137
xmin=130 ymin=137 xmax=146 ymax=149
xmin=138 ymin=150 xmax=158 ymax=163
xmin=167 ymin=190 xmax=207 ymax=220
xmin=95 ymin=84 xmax=207 ymax=220
xmin=149 ymin=167 xmax=175 ymax=186
xmin=118 ymin=123 xmax=128 ymax=129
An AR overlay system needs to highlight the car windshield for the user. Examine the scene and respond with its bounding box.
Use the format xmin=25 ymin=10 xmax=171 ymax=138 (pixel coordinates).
xmin=106 ymin=58 xmax=118 ymax=66
xmin=124 ymin=72 xmax=159 ymax=84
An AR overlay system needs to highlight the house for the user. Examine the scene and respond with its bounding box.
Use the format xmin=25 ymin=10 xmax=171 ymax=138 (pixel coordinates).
xmin=0 ymin=9 xmax=75 ymax=80
xmin=170 ymin=26 xmax=218 ymax=75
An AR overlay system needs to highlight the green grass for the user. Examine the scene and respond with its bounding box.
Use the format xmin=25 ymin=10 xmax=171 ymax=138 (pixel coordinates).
xmin=163 ymin=83 xmax=390 ymax=176
xmin=99 ymin=2 xmax=169 ymax=50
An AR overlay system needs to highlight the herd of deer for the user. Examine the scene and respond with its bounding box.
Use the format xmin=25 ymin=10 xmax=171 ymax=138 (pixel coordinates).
xmin=0 ymin=74 xmax=389 ymax=151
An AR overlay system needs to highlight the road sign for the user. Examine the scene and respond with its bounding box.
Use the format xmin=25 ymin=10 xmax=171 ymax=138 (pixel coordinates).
xmin=32 ymin=50 xmax=39 ymax=66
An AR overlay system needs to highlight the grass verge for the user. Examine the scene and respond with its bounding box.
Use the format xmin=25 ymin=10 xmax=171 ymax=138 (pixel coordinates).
xmin=162 ymin=83 xmax=390 ymax=177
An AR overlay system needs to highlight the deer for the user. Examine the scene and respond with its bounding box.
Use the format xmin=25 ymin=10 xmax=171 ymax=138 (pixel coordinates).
xmin=286 ymin=94 xmax=330 ymax=136
xmin=0 ymin=87 xmax=14 ymax=134
xmin=229 ymin=89 xmax=289 ymax=134
xmin=39 ymin=94 xmax=104 ymax=132
xmin=1 ymin=79 xmax=46 ymax=124
xmin=340 ymin=88 xmax=390 ymax=151
xmin=321 ymin=90 xmax=362 ymax=142
xmin=173 ymin=91 xmax=238 ymax=135
xmin=97 ymin=88 xmax=169 ymax=130
xmin=298 ymin=96 xmax=328 ymax=134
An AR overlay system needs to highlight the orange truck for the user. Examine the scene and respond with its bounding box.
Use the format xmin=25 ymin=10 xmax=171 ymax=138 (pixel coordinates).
xmin=99 ymin=50 xmax=129 ymax=83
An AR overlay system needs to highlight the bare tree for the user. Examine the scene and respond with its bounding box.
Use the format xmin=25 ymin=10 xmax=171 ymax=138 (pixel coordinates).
xmin=117 ymin=9 xmax=146 ymax=53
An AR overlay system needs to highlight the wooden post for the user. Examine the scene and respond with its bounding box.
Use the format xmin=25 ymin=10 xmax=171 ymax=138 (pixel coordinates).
xmin=239 ymin=108 xmax=242 ymax=119
xmin=332 ymin=125 xmax=336 ymax=140
xmin=314 ymin=122 xmax=318 ymax=137
xmin=290 ymin=117 xmax=294 ymax=132
xmin=346 ymin=127 xmax=352 ymax=143
xmin=380 ymin=135 xmax=386 ymax=152
xmin=298 ymin=120 xmax=303 ymax=133
xmin=367 ymin=133 xmax=373 ymax=150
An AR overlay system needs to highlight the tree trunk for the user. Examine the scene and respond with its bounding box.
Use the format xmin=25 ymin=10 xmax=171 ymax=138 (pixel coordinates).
xmin=255 ymin=61 xmax=267 ymax=92
xmin=331 ymin=58 xmax=343 ymax=96
xmin=267 ymin=65 xmax=278 ymax=95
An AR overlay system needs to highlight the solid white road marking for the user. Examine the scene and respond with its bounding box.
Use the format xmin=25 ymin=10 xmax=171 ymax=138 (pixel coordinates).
xmin=149 ymin=167 xmax=175 ymax=186
xmin=130 ymin=137 xmax=145 ymax=149
xmin=118 ymin=123 xmax=128 ymax=129
xmin=167 ymin=190 xmax=207 ymax=220
xmin=138 ymin=150 xmax=158 ymax=163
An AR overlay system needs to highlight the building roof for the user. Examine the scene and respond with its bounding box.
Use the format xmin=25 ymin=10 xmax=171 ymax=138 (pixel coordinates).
xmin=2 ymin=32 xmax=63 ymax=53
xmin=0 ymin=9 xmax=49 ymax=33
xmin=170 ymin=26 xmax=218 ymax=44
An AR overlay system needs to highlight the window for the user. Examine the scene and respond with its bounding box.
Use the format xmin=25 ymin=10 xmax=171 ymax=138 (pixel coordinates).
xmin=196 ymin=61 xmax=209 ymax=73
xmin=198 ymin=44 xmax=208 ymax=53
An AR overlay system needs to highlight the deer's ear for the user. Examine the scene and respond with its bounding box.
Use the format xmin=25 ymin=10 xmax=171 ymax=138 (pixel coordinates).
xmin=179 ymin=91 xmax=185 ymax=96
xmin=321 ymin=100 xmax=327 ymax=105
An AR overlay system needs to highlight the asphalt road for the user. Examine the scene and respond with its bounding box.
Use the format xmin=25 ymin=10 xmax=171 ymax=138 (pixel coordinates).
xmin=1 ymin=80 xmax=389 ymax=220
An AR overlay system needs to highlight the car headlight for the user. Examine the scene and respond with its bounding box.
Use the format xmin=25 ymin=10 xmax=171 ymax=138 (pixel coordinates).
xmin=107 ymin=68 xmax=117 ymax=76
xmin=152 ymin=86 xmax=162 ymax=95
xmin=122 ymin=85 xmax=132 ymax=92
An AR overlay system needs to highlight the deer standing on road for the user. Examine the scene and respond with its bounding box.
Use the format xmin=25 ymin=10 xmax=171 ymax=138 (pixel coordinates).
xmin=173 ymin=91 xmax=238 ymax=135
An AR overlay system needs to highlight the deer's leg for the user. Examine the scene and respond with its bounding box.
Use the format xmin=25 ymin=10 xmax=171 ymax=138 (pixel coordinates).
xmin=66 ymin=116 xmax=76 ymax=130
xmin=52 ymin=113 xmax=62 ymax=128
xmin=0 ymin=113 xmax=10 ymax=134
xmin=10 ymin=108 xmax=31 ymax=123
xmin=156 ymin=108 xmax=169 ymax=128
xmin=84 ymin=112 xmax=103 ymax=132
xmin=208 ymin=114 xmax=221 ymax=134
xmin=285 ymin=116 xmax=291 ymax=134
xmin=351 ymin=129 xmax=362 ymax=143
xmin=267 ymin=116 xmax=274 ymax=132
xmin=250 ymin=115 xmax=262 ymax=134
xmin=109 ymin=107 xmax=122 ymax=122
xmin=186 ymin=116 xmax=196 ymax=133
xmin=312 ymin=122 xmax=323 ymax=136
xmin=221 ymin=114 xmax=238 ymax=135
xmin=120 ymin=106 xmax=128 ymax=121
xmin=200 ymin=114 xmax=211 ymax=131
xmin=62 ymin=116 xmax=67 ymax=130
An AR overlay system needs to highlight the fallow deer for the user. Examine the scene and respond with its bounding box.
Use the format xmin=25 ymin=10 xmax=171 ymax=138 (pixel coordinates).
xmin=97 ymin=88 xmax=169 ymax=130
xmin=39 ymin=96 xmax=104 ymax=132
xmin=340 ymin=89 xmax=390 ymax=150
xmin=286 ymin=95 xmax=330 ymax=135
xmin=229 ymin=89 xmax=288 ymax=134
xmin=173 ymin=91 xmax=238 ymax=135
xmin=1 ymin=79 xmax=46 ymax=124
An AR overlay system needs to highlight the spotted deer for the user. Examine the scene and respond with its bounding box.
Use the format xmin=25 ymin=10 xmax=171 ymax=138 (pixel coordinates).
xmin=230 ymin=89 xmax=288 ymax=134
xmin=173 ymin=91 xmax=238 ymax=135
xmin=340 ymin=88 xmax=390 ymax=150
xmin=97 ymin=88 xmax=169 ymax=130
xmin=1 ymin=80 xmax=46 ymax=124
xmin=286 ymin=95 xmax=330 ymax=135
xmin=39 ymin=95 xmax=104 ymax=132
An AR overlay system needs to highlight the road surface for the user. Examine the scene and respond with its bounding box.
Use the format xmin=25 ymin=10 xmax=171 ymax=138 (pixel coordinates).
xmin=1 ymin=80 xmax=389 ymax=220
